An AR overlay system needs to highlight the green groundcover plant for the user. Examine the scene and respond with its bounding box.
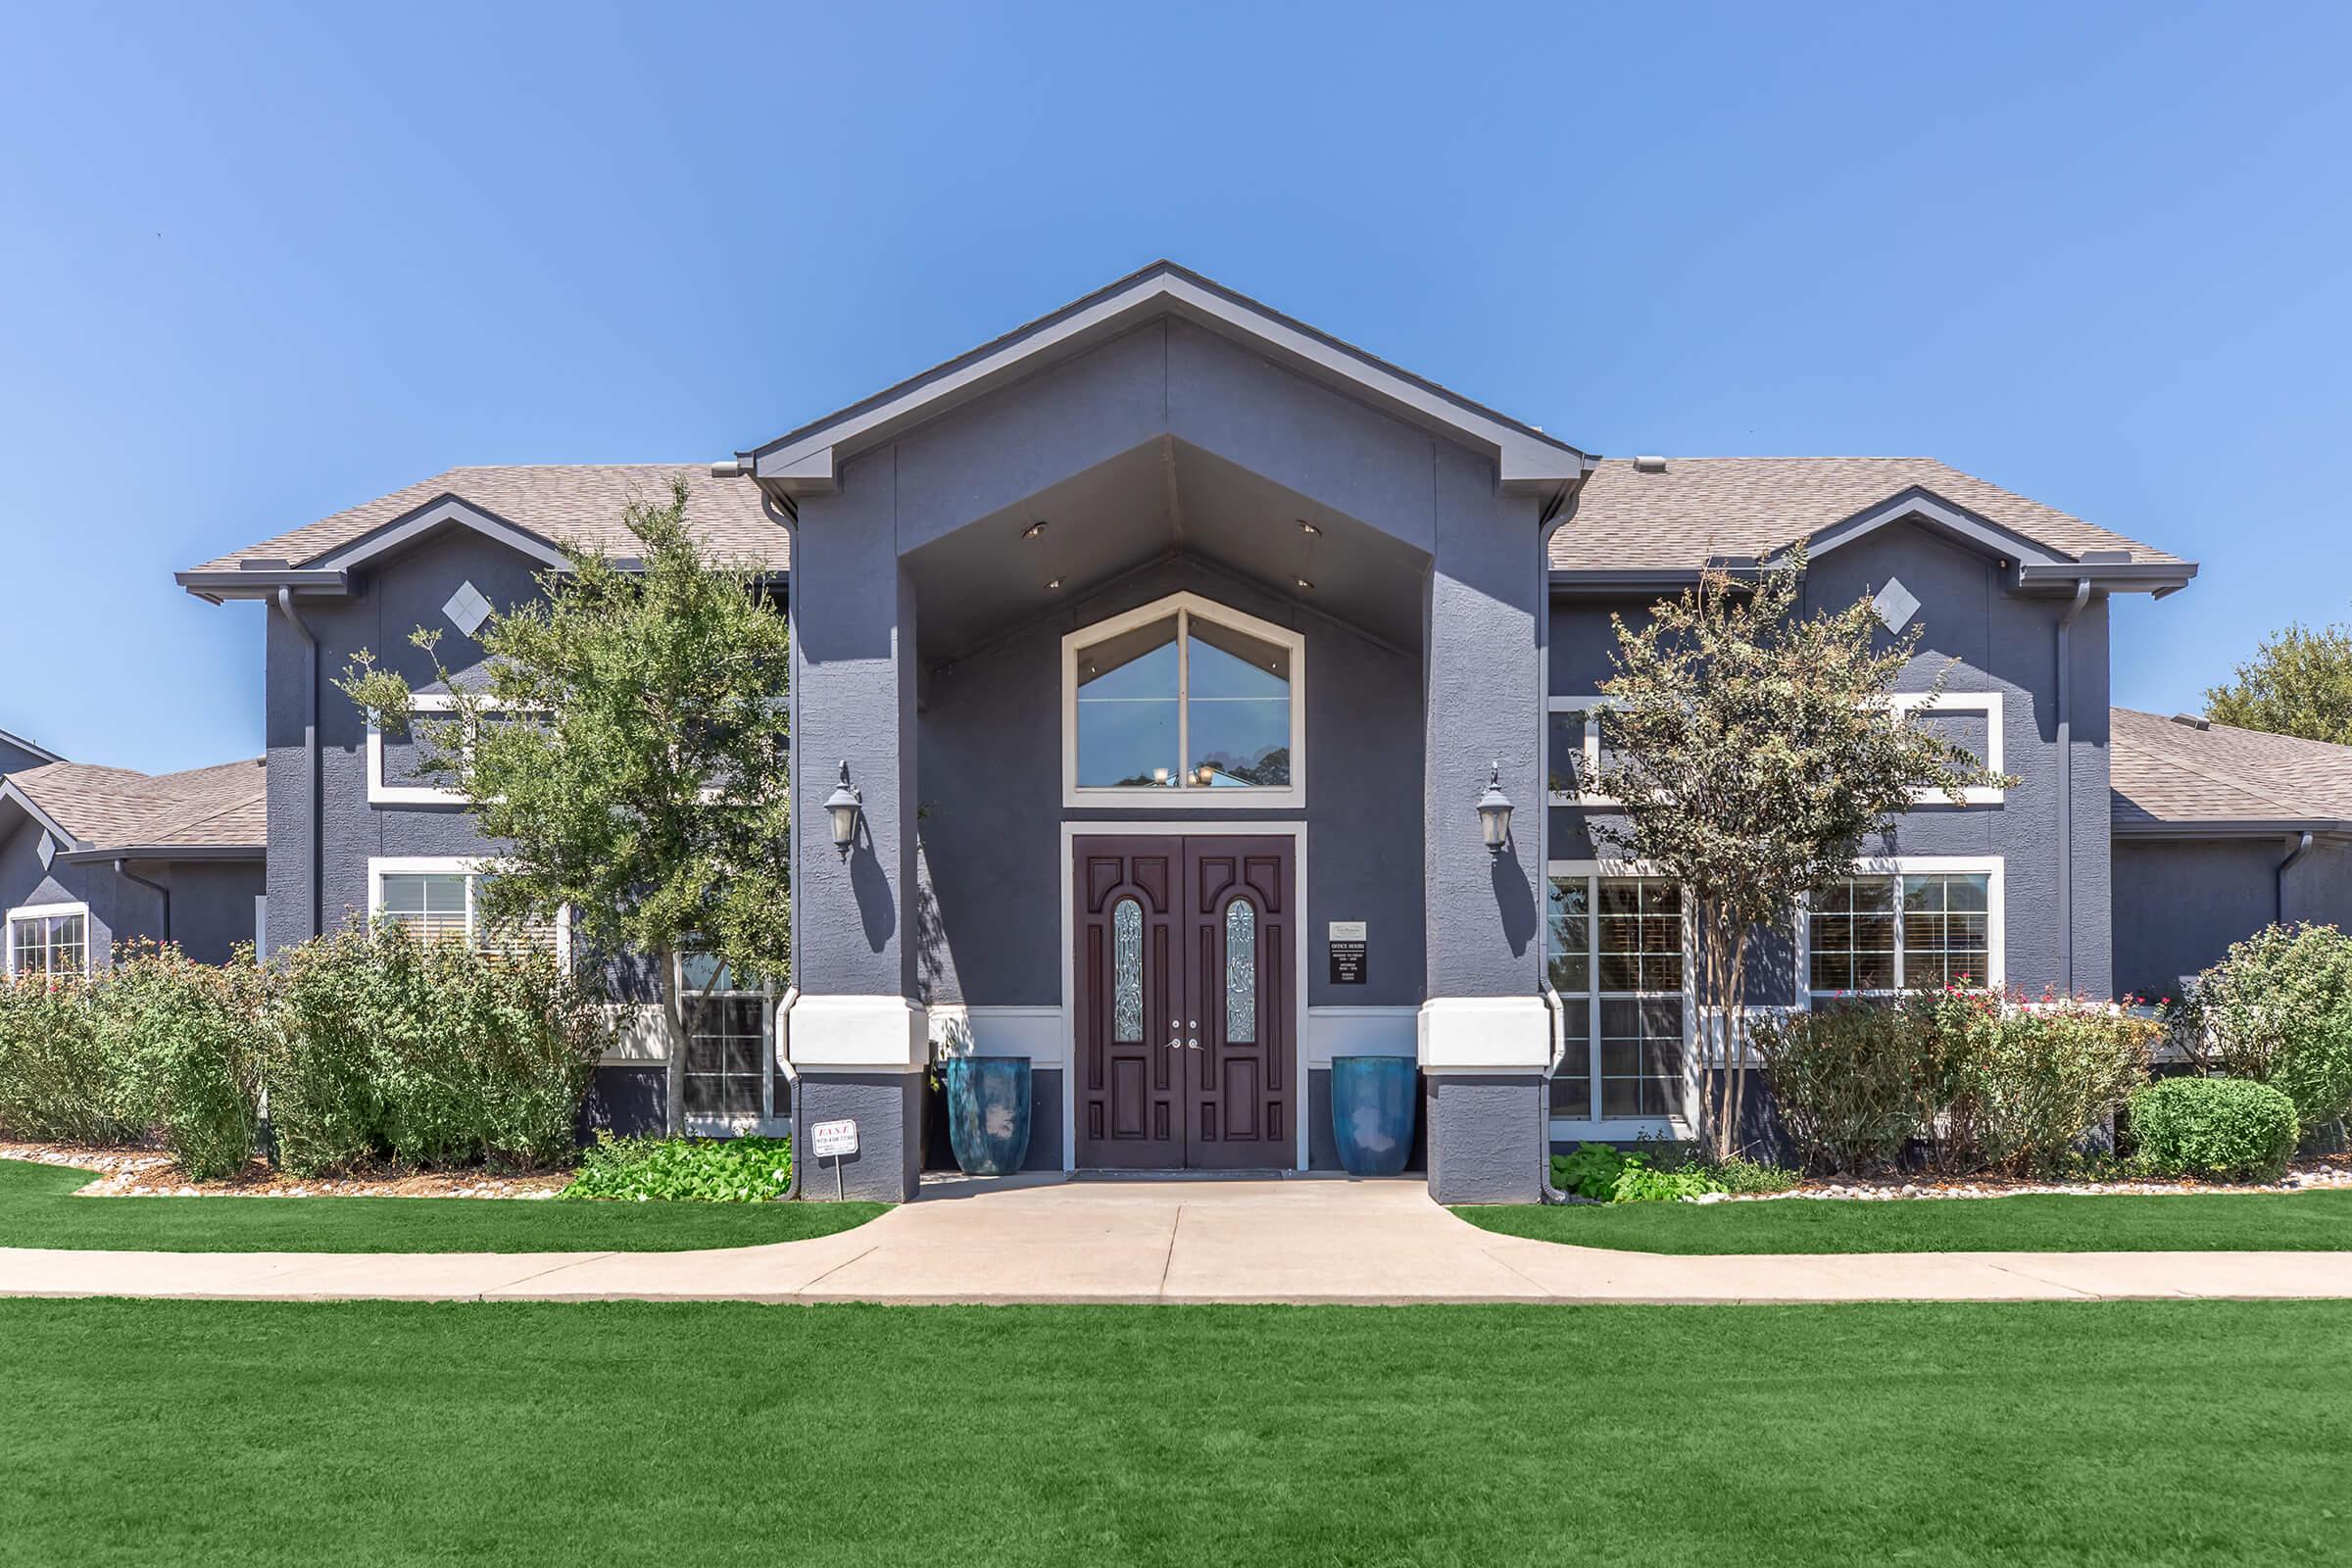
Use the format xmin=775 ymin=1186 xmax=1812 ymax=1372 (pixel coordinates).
xmin=2129 ymin=1076 xmax=2300 ymax=1182
xmin=562 ymin=1133 xmax=794 ymax=1201
xmin=1550 ymin=1142 xmax=1796 ymax=1202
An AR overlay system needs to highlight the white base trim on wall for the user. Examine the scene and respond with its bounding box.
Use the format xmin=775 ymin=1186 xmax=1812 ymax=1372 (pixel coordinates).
xmin=1305 ymin=1004 xmax=1419 ymax=1067
xmin=1418 ymin=996 xmax=1552 ymax=1072
xmin=928 ymin=1004 xmax=1065 ymax=1061
xmin=786 ymin=994 xmax=928 ymax=1072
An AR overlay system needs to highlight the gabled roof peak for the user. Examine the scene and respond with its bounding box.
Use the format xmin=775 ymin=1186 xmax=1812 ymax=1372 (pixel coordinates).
xmin=735 ymin=261 xmax=1591 ymax=499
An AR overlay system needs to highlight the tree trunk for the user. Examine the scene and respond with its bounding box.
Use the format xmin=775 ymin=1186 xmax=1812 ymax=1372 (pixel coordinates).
xmin=660 ymin=947 xmax=686 ymax=1137
xmin=1721 ymin=928 xmax=1751 ymax=1163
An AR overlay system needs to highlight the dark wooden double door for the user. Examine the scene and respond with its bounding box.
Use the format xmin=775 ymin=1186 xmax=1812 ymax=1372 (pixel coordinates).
xmin=1074 ymin=835 xmax=1295 ymax=1170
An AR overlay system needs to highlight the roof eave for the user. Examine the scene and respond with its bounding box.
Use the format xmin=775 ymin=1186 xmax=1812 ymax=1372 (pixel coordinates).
xmin=738 ymin=261 xmax=1589 ymax=499
xmin=2111 ymin=814 xmax=2348 ymax=839
xmin=2017 ymin=561 xmax=2200 ymax=597
xmin=57 ymin=843 xmax=266 ymax=864
xmin=174 ymin=568 xmax=352 ymax=605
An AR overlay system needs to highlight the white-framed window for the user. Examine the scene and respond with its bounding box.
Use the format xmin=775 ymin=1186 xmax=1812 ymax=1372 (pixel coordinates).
xmin=1546 ymin=697 xmax=1625 ymax=807
xmin=1060 ymin=591 xmax=1305 ymax=808
xmin=366 ymin=857 xmax=570 ymax=963
xmin=1545 ymin=862 xmax=1693 ymax=1137
xmin=678 ymin=953 xmax=789 ymax=1137
xmin=1803 ymin=857 xmax=2004 ymax=1004
xmin=1888 ymin=691 xmax=2005 ymax=805
xmin=7 ymin=902 xmax=90 ymax=981
xmin=367 ymin=693 xmax=551 ymax=807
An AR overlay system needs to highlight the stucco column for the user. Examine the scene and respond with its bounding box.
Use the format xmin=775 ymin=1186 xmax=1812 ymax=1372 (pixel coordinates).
xmin=785 ymin=465 xmax=925 ymax=1201
xmin=1418 ymin=450 xmax=1549 ymax=1203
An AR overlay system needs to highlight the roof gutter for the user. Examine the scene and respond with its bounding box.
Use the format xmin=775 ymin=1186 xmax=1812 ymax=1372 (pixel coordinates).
xmin=273 ymin=587 xmax=321 ymax=949
xmin=2278 ymin=830 xmax=2318 ymax=923
xmin=2055 ymin=576 xmax=2092 ymax=994
xmin=57 ymin=844 xmax=265 ymax=865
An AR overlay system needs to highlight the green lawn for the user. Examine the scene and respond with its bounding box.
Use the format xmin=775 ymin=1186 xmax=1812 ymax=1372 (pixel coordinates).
xmin=1 ymin=1298 xmax=2344 ymax=1565
xmin=1456 ymin=1187 xmax=2352 ymax=1253
xmin=0 ymin=1157 xmax=884 ymax=1252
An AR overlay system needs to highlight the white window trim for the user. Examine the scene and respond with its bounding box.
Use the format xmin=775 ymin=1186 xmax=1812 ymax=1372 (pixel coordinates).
xmin=1544 ymin=858 xmax=1697 ymax=1141
xmin=1888 ymin=691 xmax=2005 ymax=805
xmin=5 ymin=900 xmax=92 ymax=980
xmin=368 ymin=692 xmax=465 ymax=807
xmin=1798 ymin=854 xmax=2005 ymax=1004
xmin=367 ymin=693 xmax=553 ymax=808
xmin=1546 ymin=696 xmax=1624 ymax=807
xmin=1060 ymin=591 xmax=1305 ymax=809
xmin=676 ymin=953 xmax=789 ymax=1139
xmin=365 ymin=856 xmax=571 ymax=966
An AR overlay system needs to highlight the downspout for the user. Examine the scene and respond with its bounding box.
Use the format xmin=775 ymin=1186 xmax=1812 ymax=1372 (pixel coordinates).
xmin=2054 ymin=577 xmax=2091 ymax=995
xmin=114 ymin=859 xmax=170 ymax=946
xmin=2276 ymin=831 xmax=2317 ymax=924
xmin=776 ymin=986 xmax=803 ymax=1200
xmin=271 ymin=587 xmax=321 ymax=947
xmin=1532 ymin=468 xmax=1595 ymax=1203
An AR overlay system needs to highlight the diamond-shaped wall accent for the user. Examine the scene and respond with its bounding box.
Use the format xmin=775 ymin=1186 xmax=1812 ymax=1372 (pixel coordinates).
xmin=35 ymin=831 xmax=54 ymax=870
xmin=443 ymin=581 xmax=493 ymax=638
xmin=1872 ymin=576 xmax=1921 ymax=634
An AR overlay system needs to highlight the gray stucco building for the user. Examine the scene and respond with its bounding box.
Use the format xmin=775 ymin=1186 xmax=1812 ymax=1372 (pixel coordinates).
xmin=0 ymin=752 xmax=267 ymax=976
xmin=179 ymin=262 xmax=2242 ymax=1201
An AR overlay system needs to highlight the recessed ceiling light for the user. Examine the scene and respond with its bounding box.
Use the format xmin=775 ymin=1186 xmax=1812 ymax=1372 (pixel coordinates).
xmin=1298 ymin=519 xmax=1321 ymax=535
xmin=1295 ymin=577 xmax=1314 ymax=590
xmin=1021 ymin=520 xmax=1048 ymax=540
xmin=1045 ymin=577 xmax=1063 ymax=590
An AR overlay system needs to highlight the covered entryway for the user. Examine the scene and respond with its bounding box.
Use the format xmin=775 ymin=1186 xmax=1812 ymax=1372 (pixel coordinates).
xmin=760 ymin=263 xmax=1583 ymax=1203
xmin=1072 ymin=834 xmax=1297 ymax=1169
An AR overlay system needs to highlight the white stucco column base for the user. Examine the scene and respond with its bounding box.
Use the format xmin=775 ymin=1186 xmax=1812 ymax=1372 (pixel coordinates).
xmin=785 ymin=994 xmax=929 ymax=1072
xmin=1416 ymin=996 xmax=1553 ymax=1073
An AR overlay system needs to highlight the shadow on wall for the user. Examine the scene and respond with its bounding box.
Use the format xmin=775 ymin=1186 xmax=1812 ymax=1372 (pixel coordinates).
xmin=1492 ymin=842 xmax=1538 ymax=957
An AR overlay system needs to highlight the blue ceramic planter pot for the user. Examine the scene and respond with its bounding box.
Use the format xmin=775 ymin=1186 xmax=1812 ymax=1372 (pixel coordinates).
xmin=945 ymin=1057 xmax=1032 ymax=1176
xmin=1330 ymin=1054 xmax=1417 ymax=1176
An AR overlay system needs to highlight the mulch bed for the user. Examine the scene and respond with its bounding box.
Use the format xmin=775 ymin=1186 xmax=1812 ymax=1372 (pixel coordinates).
xmin=0 ymin=1142 xmax=569 ymax=1200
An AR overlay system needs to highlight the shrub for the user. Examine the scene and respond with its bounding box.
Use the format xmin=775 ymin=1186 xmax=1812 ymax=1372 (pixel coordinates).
xmin=1758 ymin=988 xmax=2155 ymax=1177
xmin=1946 ymin=994 xmax=2156 ymax=1177
xmin=561 ymin=1134 xmax=793 ymax=1201
xmin=2130 ymin=1076 xmax=2299 ymax=1182
xmin=1711 ymin=1154 xmax=1798 ymax=1195
xmin=1608 ymin=1161 xmax=1722 ymax=1202
xmin=268 ymin=919 xmax=608 ymax=1176
xmin=0 ymin=973 xmax=139 ymax=1144
xmin=1752 ymin=996 xmax=1951 ymax=1174
xmin=2180 ymin=923 xmax=2352 ymax=1134
xmin=89 ymin=943 xmax=268 ymax=1180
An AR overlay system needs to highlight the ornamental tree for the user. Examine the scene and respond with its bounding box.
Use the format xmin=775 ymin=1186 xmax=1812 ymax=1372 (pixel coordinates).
xmin=2205 ymin=613 xmax=2352 ymax=744
xmin=1591 ymin=546 xmax=2006 ymax=1160
xmin=338 ymin=480 xmax=792 ymax=1134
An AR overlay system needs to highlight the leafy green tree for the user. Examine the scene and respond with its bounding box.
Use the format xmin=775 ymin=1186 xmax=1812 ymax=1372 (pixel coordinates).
xmin=2205 ymin=615 xmax=2352 ymax=743
xmin=1592 ymin=547 xmax=2006 ymax=1160
xmin=338 ymin=481 xmax=792 ymax=1134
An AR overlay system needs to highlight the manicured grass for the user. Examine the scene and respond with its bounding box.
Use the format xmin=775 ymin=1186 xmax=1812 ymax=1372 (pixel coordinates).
xmin=0 ymin=1158 xmax=884 ymax=1252
xmin=1455 ymin=1187 xmax=2352 ymax=1253
xmin=1 ymin=1298 xmax=2345 ymax=1565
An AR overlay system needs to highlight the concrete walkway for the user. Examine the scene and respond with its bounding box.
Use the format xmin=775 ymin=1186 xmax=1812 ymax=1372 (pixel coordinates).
xmin=5 ymin=1174 xmax=2351 ymax=1305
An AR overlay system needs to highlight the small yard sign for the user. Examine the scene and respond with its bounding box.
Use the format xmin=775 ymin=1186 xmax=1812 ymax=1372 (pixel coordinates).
xmin=809 ymin=1118 xmax=858 ymax=1158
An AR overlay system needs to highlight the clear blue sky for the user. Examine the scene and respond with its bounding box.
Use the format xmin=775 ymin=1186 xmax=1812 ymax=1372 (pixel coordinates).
xmin=3 ymin=1 xmax=2345 ymax=772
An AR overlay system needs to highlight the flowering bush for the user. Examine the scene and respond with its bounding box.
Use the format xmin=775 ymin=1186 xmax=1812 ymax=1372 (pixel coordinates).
xmin=1755 ymin=986 xmax=2156 ymax=1176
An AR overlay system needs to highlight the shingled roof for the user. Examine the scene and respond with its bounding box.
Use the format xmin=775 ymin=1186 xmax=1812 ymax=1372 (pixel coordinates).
xmin=2110 ymin=708 xmax=2352 ymax=833
xmin=1555 ymin=457 xmax=2184 ymax=574
xmin=6 ymin=758 xmax=267 ymax=852
xmin=184 ymin=465 xmax=786 ymax=578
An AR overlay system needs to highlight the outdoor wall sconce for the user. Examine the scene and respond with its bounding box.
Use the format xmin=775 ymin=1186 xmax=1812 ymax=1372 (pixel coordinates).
xmin=1476 ymin=761 xmax=1513 ymax=855
xmin=825 ymin=761 xmax=863 ymax=858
